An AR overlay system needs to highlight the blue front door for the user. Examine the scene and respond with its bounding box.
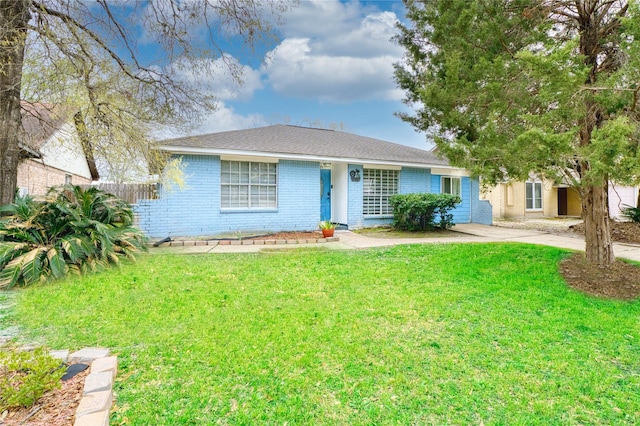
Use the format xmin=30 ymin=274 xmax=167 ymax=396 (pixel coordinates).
xmin=320 ymin=169 xmax=331 ymax=221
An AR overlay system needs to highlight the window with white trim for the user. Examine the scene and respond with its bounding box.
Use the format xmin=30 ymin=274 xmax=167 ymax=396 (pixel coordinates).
xmin=441 ymin=176 xmax=461 ymax=196
xmin=525 ymin=181 xmax=542 ymax=210
xmin=221 ymin=160 xmax=277 ymax=209
xmin=363 ymin=168 xmax=398 ymax=216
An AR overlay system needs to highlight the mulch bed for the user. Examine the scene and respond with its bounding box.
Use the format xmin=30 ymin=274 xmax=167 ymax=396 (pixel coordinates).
xmin=560 ymin=254 xmax=640 ymax=300
xmin=246 ymin=231 xmax=324 ymax=240
xmin=569 ymin=221 xmax=640 ymax=245
xmin=1 ymin=367 xmax=89 ymax=426
xmin=562 ymin=221 xmax=640 ymax=300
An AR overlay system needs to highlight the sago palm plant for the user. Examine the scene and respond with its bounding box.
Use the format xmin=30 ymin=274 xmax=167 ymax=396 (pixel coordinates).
xmin=0 ymin=185 xmax=146 ymax=289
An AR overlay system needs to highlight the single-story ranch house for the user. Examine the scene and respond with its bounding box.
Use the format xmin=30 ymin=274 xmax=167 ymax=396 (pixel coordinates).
xmin=135 ymin=125 xmax=492 ymax=238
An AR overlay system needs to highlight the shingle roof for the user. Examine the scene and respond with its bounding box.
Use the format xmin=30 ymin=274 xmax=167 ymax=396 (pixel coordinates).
xmin=20 ymin=102 xmax=72 ymax=152
xmin=159 ymin=125 xmax=450 ymax=168
xmin=19 ymin=102 xmax=100 ymax=180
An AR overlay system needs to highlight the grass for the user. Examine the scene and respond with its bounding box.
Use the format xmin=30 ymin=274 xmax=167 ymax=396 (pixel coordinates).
xmin=5 ymin=243 xmax=640 ymax=424
xmin=353 ymin=226 xmax=460 ymax=238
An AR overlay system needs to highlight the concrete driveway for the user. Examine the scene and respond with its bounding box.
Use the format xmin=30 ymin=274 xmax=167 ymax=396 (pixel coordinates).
xmin=453 ymin=223 xmax=640 ymax=262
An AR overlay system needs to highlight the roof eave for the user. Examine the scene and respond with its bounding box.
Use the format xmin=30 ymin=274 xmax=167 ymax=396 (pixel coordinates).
xmin=159 ymin=146 xmax=453 ymax=170
xmin=19 ymin=144 xmax=42 ymax=159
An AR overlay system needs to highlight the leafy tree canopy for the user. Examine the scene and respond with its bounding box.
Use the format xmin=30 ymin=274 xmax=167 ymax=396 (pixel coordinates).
xmin=395 ymin=0 xmax=640 ymax=189
xmin=394 ymin=0 xmax=640 ymax=266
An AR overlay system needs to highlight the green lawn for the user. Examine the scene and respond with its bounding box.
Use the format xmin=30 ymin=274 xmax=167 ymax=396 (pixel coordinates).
xmin=353 ymin=226 xmax=461 ymax=238
xmin=6 ymin=243 xmax=640 ymax=425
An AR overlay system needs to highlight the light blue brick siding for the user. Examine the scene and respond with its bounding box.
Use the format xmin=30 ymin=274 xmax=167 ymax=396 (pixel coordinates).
xmin=430 ymin=174 xmax=441 ymax=193
xmin=135 ymin=155 xmax=217 ymax=237
xmin=400 ymin=167 xmax=431 ymax=193
xmin=271 ymin=160 xmax=320 ymax=231
xmin=351 ymin=166 xmax=432 ymax=229
xmin=135 ymin=156 xmax=320 ymax=237
xmin=134 ymin=159 xmax=490 ymax=237
xmin=430 ymin=174 xmax=473 ymax=223
xmin=470 ymin=179 xmax=493 ymax=224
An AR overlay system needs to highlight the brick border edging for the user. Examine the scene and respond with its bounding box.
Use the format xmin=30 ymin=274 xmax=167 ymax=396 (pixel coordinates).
xmin=151 ymin=236 xmax=340 ymax=247
xmin=50 ymin=347 xmax=116 ymax=426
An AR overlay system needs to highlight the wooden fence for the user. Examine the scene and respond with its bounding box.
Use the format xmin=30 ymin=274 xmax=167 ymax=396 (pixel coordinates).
xmin=86 ymin=183 xmax=159 ymax=204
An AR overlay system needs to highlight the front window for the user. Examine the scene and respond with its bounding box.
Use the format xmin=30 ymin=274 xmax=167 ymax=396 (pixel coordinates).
xmin=525 ymin=181 xmax=542 ymax=210
xmin=363 ymin=168 xmax=398 ymax=215
xmin=221 ymin=160 xmax=277 ymax=209
xmin=441 ymin=176 xmax=461 ymax=196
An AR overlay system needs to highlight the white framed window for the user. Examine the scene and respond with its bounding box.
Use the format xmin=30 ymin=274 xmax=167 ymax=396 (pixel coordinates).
xmin=441 ymin=176 xmax=461 ymax=196
xmin=363 ymin=168 xmax=398 ymax=216
xmin=65 ymin=174 xmax=72 ymax=185
xmin=525 ymin=181 xmax=542 ymax=210
xmin=221 ymin=160 xmax=277 ymax=209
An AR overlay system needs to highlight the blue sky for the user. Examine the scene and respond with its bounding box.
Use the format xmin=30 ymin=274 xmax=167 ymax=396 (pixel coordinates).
xmin=183 ymin=0 xmax=431 ymax=150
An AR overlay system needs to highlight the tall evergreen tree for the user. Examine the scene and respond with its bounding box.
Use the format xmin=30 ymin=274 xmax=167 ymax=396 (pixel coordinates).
xmin=395 ymin=0 xmax=640 ymax=266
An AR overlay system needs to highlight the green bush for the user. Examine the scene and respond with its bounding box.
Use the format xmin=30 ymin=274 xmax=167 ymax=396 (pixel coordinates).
xmin=0 ymin=185 xmax=147 ymax=289
xmin=390 ymin=193 xmax=462 ymax=231
xmin=622 ymin=204 xmax=640 ymax=223
xmin=0 ymin=346 xmax=64 ymax=411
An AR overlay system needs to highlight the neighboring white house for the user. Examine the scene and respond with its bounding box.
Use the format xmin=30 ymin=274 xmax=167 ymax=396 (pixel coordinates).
xmin=18 ymin=102 xmax=98 ymax=197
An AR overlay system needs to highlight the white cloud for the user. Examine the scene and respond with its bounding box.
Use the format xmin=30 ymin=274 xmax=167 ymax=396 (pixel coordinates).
xmin=206 ymin=56 xmax=263 ymax=101
xmin=282 ymin=0 xmax=366 ymax=39
xmin=313 ymin=11 xmax=402 ymax=58
xmin=263 ymin=1 xmax=404 ymax=103
xmin=153 ymin=55 xmax=265 ymax=138
xmin=158 ymin=1 xmax=409 ymax=132
xmin=155 ymin=100 xmax=267 ymax=140
xmin=192 ymin=101 xmax=267 ymax=134
xmin=265 ymin=37 xmax=400 ymax=103
xmin=170 ymin=55 xmax=263 ymax=101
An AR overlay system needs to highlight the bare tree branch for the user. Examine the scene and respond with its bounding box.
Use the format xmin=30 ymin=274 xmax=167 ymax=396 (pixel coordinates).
xmin=0 ymin=0 xmax=294 ymax=203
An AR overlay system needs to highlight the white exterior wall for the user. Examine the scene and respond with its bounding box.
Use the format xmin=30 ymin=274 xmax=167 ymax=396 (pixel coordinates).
xmin=609 ymin=184 xmax=638 ymax=219
xmin=38 ymin=122 xmax=92 ymax=180
xmin=332 ymin=163 xmax=349 ymax=225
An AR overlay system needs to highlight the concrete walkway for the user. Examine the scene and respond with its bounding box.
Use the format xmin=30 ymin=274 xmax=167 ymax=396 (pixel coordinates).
xmin=152 ymin=223 xmax=640 ymax=262
xmin=454 ymin=223 xmax=640 ymax=262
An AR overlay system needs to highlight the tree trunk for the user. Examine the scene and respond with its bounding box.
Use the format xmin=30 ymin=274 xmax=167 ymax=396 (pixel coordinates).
xmin=0 ymin=0 xmax=30 ymax=206
xmin=582 ymin=184 xmax=615 ymax=266
xmin=573 ymin=0 xmax=619 ymax=267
